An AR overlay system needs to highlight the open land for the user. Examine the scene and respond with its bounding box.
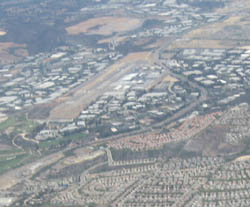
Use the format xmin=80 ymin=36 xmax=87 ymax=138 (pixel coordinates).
xmin=1 ymin=0 xmax=250 ymax=207
xmin=66 ymin=16 xmax=142 ymax=36
xmin=0 ymin=42 xmax=28 ymax=64
xmin=171 ymin=15 xmax=250 ymax=50
xmin=235 ymin=155 xmax=250 ymax=161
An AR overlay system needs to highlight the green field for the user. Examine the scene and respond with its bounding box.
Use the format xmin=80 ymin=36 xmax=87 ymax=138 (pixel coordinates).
xmin=39 ymin=132 xmax=88 ymax=149
xmin=0 ymin=115 xmax=38 ymax=135
xmin=0 ymin=117 xmax=16 ymax=132
xmin=0 ymin=149 xmax=22 ymax=155
xmin=0 ymin=153 xmax=29 ymax=175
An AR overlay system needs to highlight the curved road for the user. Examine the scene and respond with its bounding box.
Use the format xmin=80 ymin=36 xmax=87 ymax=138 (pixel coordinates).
xmin=72 ymin=36 xmax=209 ymax=147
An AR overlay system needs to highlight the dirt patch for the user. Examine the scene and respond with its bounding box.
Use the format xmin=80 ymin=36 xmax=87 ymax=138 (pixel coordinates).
xmin=0 ymin=42 xmax=28 ymax=64
xmin=0 ymin=151 xmax=64 ymax=190
xmin=169 ymin=39 xmax=231 ymax=49
xmin=235 ymin=155 xmax=250 ymax=161
xmin=63 ymin=149 xmax=105 ymax=166
xmin=98 ymin=35 xmax=128 ymax=44
xmin=120 ymin=51 xmax=152 ymax=63
xmin=0 ymin=175 xmax=17 ymax=190
xmin=170 ymin=15 xmax=250 ymax=49
xmin=164 ymin=75 xmax=178 ymax=83
xmin=0 ymin=42 xmax=26 ymax=51
xmin=66 ymin=16 xmax=142 ymax=36
xmin=14 ymin=48 xmax=29 ymax=57
xmin=240 ymin=45 xmax=250 ymax=49
xmin=185 ymin=16 xmax=242 ymax=39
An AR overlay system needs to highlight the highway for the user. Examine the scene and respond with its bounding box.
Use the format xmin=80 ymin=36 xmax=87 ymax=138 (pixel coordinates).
xmin=150 ymin=35 xmax=208 ymax=128
xmin=62 ymin=36 xmax=209 ymax=148
xmin=0 ymin=32 xmax=209 ymax=193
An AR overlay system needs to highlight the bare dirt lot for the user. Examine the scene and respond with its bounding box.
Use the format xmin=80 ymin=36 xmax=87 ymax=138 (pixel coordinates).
xmin=66 ymin=16 xmax=142 ymax=36
xmin=170 ymin=15 xmax=250 ymax=49
xmin=98 ymin=35 xmax=128 ymax=44
xmin=235 ymin=155 xmax=250 ymax=162
xmin=164 ymin=75 xmax=179 ymax=83
xmin=0 ymin=174 xmax=17 ymax=190
xmin=185 ymin=16 xmax=242 ymax=39
xmin=0 ymin=42 xmax=28 ymax=64
xmin=169 ymin=39 xmax=232 ymax=49
xmin=63 ymin=149 xmax=105 ymax=166
xmin=0 ymin=151 xmax=64 ymax=190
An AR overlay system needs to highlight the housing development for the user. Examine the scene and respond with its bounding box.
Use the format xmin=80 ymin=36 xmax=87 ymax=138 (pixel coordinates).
xmin=0 ymin=0 xmax=250 ymax=207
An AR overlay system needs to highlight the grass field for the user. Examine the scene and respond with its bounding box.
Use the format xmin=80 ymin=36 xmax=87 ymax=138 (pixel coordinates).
xmin=0 ymin=115 xmax=38 ymax=135
xmin=0 ymin=149 xmax=22 ymax=155
xmin=39 ymin=132 xmax=88 ymax=149
xmin=0 ymin=116 xmax=17 ymax=133
xmin=0 ymin=153 xmax=29 ymax=175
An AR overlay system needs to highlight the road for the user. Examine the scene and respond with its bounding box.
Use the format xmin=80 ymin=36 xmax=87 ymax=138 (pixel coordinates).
xmin=2 ymin=29 xmax=209 ymax=194
xmin=49 ymin=52 xmax=150 ymax=120
xmin=12 ymin=135 xmax=23 ymax=151
xmin=150 ymin=35 xmax=208 ymax=128
xmin=60 ymin=36 xmax=209 ymax=148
